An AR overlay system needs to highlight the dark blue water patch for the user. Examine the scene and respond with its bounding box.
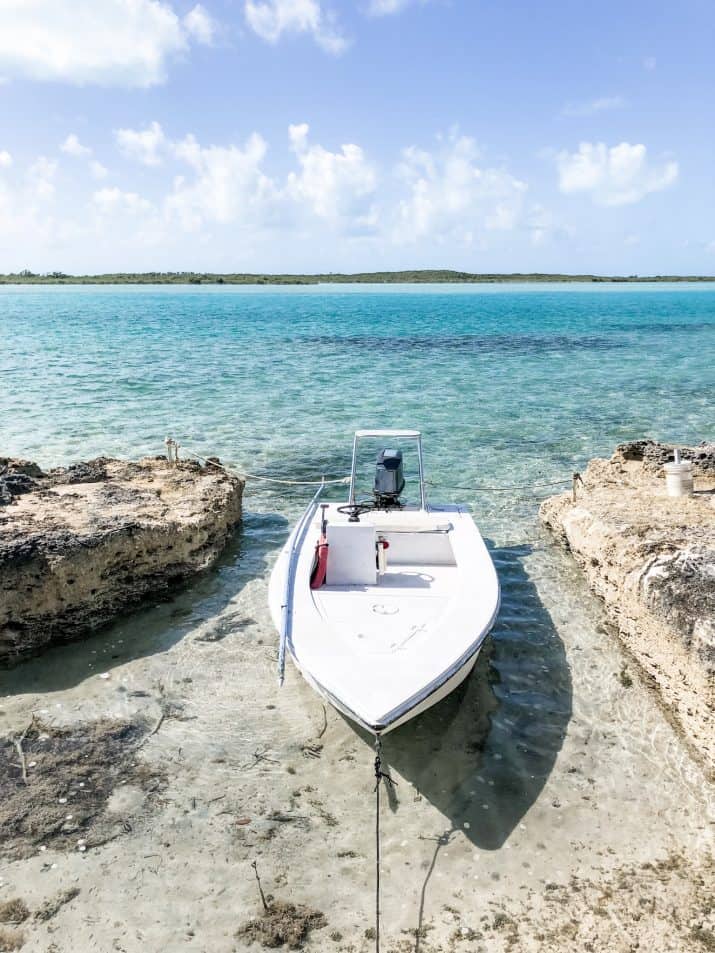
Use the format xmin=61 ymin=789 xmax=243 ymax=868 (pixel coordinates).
xmin=287 ymin=332 xmax=625 ymax=355
xmin=603 ymin=320 xmax=715 ymax=334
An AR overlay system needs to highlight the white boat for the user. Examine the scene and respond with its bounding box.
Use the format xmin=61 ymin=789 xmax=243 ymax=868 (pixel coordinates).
xmin=268 ymin=430 xmax=500 ymax=735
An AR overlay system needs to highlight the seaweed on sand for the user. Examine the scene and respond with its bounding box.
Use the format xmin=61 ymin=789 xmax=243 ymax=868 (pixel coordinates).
xmin=0 ymin=901 xmax=29 ymax=924
xmin=0 ymin=927 xmax=25 ymax=951
xmin=0 ymin=718 xmax=165 ymax=860
xmin=237 ymin=901 xmax=327 ymax=949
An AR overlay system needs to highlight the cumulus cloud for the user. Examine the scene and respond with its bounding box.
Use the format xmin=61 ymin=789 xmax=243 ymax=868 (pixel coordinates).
xmin=244 ymin=0 xmax=347 ymax=53
xmin=0 ymin=150 xmax=12 ymax=168
xmin=556 ymin=141 xmax=678 ymax=206
xmin=167 ymin=132 xmax=276 ymax=230
xmin=367 ymin=0 xmax=428 ymax=14
xmin=0 ymin=124 xmax=599 ymax=270
xmin=60 ymin=133 xmax=109 ymax=180
xmin=27 ymin=157 xmax=57 ymax=201
xmin=60 ymin=133 xmax=92 ymax=158
xmin=368 ymin=0 xmax=410 ymax=13
xmin=116 ymin=121 xmax=167 ymax=166
xmin=0 ymin=0 xmax=214 ymax=88
xmin=286 ymin=123 xmax=377 ymax=221
xmin=93 ymin=187 xmax=154 ymax=215
xmin=90 ymin=160 xmax=109 ymax=180
xmin=183 ymin=4 xmax=217 ymax=44
xmin=392 ymin=133 xmax=527 ymax=244
xmin=561 ymin=96 xmax=625 ymax=117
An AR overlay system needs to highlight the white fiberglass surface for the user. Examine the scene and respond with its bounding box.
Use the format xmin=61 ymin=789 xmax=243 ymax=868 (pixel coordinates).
xmin=314 ymin=563 xmax=458 ymax=656
xmin=278 ymin=503 xmax=500 ymax=726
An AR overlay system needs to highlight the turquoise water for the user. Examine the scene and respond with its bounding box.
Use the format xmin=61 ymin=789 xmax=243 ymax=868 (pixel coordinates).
xmin=1 ymin=283 xmax=712 ymax=897
xmin=2 ymin=282 xmax=713 ymax=538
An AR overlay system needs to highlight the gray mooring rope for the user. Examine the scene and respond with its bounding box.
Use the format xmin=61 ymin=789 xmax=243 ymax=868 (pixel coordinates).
xmin=170 ymin=437 xmax=573 ymax=494
xmin=425 ymin=477 xmax=571 ymax=492
xmin=174 ymin=440 xmax=351 ymax=487
xmin=373 ymin=736 xmax=396 ymax=953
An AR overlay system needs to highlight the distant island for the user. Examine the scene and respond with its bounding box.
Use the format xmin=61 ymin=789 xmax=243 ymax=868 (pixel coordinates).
xmin=2 ymin=270 xmax=714 ymax=285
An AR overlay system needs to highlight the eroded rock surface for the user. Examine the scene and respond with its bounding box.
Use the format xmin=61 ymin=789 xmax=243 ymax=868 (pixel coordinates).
xmin=540 ymin=440 xmax=714 ymax=771
xmin=0 ymin=456 xmax=243 ymax=663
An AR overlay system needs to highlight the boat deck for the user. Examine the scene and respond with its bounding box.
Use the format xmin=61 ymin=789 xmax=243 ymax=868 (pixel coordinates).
xmin=313 ymin=563 xmax=457 ymax=655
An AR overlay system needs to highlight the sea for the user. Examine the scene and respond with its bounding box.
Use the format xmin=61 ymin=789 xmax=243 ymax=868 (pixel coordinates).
xmin=1 ymin=282 xmax=713 ymax=873
xmin=2 ymin=282 xmax=713 ymax=509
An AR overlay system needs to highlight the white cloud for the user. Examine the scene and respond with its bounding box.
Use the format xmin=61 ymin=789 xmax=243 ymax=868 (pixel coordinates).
xmin=60 ymin=133 xmax=92 ymax=158
xmin=93 ymin=187 xmax=154 ymax=215
xmin=61 ymin=133 xmax=109 ymax=180
xmin=0 ymin=150 xmax=12 ymax=168
xmin=1 ymin=124 xmax=597 ymax=271
xmin=183 ymin=4 xmax=217 ymax=44
xmin=561 ymin=95 xmax=625 ymax=117
xmin=523 ymin=203 xmax=564 ymax=247
xmin=244 ymin=0 xmax=347 ymax=53
xmin=367 ymin=0 xmax=428 ymax=14
xmin=27 ymin=157 xmax=57 ymax=200
xmin=116 ymin=121 xmax=167 ymax=166
xmin=368 ymin=0 xmax=410 ymax=13
xmin=90 ymin=160 xmax=109 ymax=180
xmin=0 ymin=0 xmax=212 ymax=88
xmin=90 ymin=187 xmax=165 ymax=252
xmin=167 ymin=132 xmax=276 ymax=230
xmin=556 ymin=141 xmax=678 ymax=206
xmin=392 ymin=133 xmax=527 ymax=243
xmin=0 ymin=152 xmax=72 ymax=257
xmin=286 ymin=123 xmax=377 ymax=221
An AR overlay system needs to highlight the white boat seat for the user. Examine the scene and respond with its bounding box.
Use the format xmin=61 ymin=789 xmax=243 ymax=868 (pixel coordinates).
xmin=326 ymin=524 xmax=377 ymax=586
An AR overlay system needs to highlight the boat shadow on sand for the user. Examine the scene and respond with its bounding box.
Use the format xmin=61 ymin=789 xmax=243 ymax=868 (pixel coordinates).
xmin=375 ymin=541 xmax=573 ymax=852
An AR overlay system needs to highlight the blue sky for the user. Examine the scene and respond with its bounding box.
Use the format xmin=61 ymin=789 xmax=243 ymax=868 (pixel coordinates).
xmin=0 ymin=0 xmax=713 ymax=274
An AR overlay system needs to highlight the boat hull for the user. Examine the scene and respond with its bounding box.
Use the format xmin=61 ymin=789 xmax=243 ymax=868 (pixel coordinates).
xmin=291 ymin=644 xmax=482 ymax=735
xmin=269 ymin=501 xmax=500 ymax=735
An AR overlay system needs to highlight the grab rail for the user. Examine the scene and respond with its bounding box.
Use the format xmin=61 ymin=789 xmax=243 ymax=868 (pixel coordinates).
xmin=278 ymin=480 xmax=325 ymax=686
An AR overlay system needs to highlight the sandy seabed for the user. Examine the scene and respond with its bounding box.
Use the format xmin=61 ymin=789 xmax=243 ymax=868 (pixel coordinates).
xmin=1 ymin=524 xmax=713 ymax=953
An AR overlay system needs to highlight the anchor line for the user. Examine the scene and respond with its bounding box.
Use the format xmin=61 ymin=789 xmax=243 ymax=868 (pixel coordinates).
xmin=373 ymin=736 xmax=397 ymax=953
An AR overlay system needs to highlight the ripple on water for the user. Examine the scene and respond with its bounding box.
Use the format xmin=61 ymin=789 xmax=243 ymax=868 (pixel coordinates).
xmin=1 ymin=285 xmax=712 ymax=880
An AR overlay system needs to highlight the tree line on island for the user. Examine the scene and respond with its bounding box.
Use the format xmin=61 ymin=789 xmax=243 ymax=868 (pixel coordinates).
xmin=1 ymin=270 xmax=713 ymax=284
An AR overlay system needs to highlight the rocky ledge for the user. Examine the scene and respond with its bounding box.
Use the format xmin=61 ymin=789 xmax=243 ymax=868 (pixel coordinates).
xmin=0 ymin=456 xmax=244 ymax=664
xmin=540 ymin=440 xmax=714 ymax=771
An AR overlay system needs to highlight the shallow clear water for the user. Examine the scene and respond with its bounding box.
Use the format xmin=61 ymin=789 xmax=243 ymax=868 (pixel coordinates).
xmin=1 ymin=283 xmax=713 ymax=905
xmin=3 ymin=282 xmax=714 ymax=527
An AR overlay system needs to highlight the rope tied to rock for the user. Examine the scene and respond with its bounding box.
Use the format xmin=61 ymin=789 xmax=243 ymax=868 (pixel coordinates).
xmin=373 ymin=735 xmax=396 ymax=953
xmin=425 ymin=477 xmax=572 ymax=492
xmin=172 ymin=440 xmax=351 ymax=487
xmin=572 ymin=471 xmax=584 ymax=502
xmin=171 ymin=438 xmax=574 ymax=493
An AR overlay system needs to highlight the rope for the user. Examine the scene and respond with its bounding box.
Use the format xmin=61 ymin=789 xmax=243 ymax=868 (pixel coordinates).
xmin=425 ymin=478 xmax=571 ymax=492
xmin=173 ymin=439 xmax=571 ymax=493
xmin=179 ymin=444 xmax=351 ymax=487
xmin=373 ymin=736 xmax=396 ymax=953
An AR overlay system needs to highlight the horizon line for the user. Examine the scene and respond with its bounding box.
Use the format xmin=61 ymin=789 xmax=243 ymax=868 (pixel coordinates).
xmin=2 ymin=269 xmax=715 ymax=285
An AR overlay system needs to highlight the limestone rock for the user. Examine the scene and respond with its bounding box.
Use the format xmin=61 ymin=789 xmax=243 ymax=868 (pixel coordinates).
xmin=613 ymin=438 xmax=715 ymax=475
xmin=0 ymin=456 xmax=244 ymax=663
xmin=540 ymin=442 xmax=714 ymax=771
